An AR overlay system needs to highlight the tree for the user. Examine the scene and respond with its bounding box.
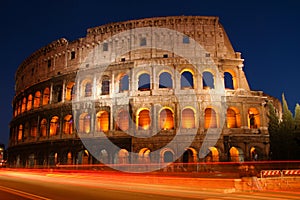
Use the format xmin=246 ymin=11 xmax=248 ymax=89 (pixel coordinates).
xmin=294 ymin=103 xmax=300 ymax=130
xmin=281 ymin=94 xmax=294 ymax=130
xmin=267 ymin=102 xmax=280 ymax=160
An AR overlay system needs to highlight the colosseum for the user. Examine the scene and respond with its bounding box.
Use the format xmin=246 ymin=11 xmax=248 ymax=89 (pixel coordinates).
xmin=8 ymin=16 xmax=280 ymax=170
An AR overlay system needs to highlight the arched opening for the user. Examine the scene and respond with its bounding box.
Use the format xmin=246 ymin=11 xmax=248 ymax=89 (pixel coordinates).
xmin=18 ymin=124 xmax=23 ymax=141
xmin=24 ymin=122 xmax=29 ymax=140
xmin=96 ymin=111 xmax=109 ymax=132
xmin=204 ymin=108 xmax=217 ymax=128
xmin=119 ymin=74 xmax=129 ymax=92
xmin=21 ymin=97 xmax=26 ymax=113
xmin=159 ymin=72 xmax=173 ymax=88
xmin=224 ymin=72 xmax=234 ymax=89
xmin=82 ymin=150 xmax=89 ymax=164
xmin=163 ymin=151 xmax=174 ymax=163
xmin=101 ymin=75 xmax=110 ymax=95
xmin=30 ymin=120 xmax=37 ymax=138
xmin=40 ymin=119 xmax=47 ymax=137
xmin=65 ymin=82 xmax=75 ymax=101
xmin=49 ymin=116 xmax=59 ymax=136
xmin=138 ymin=73 xmax=150 ymax=91
xmin=63 ymin=114 xmax=73 ymax=135
xmin=230 ymin=147 xmax=244 ymax=162
xmin=27 ymin=94 xmax=33 ymax=111
xmin=205 ymin=147 xmax=220 ymax=162
xmin=28 ymin=154 xmax=35 ymax=168
xmin=56 ymin=86 xmax=63 ymax=103
xmin=99 ymin=149 xmax=108 ymax=164
xmin=42 ymin=87 xmax=50 ymax=105
xmin=250 ymin=146 xmax=262 ymax=161
xmin=181 ymin=71 xmax=194 ymax=89
xmin=79 ymin=113 xmax=91 ymax=133
xmin=159 ymin=108 xmax=174 ymax=130
xmin=82 ymin=80 xmax=92 ymax=97
xmin=181 ymin=108 xmax=195 ymax=128
xmin=116 ymin=110 xmax=129 ymax=131
xmin=183 ymin=149 xmax=195 ymax=163
xmin=17 ymin=101 xmax=21 ymax=115
xmin=203 ymin=71 xmax=214 ymax=89
xmin=248 ymin=108 xmax=260 ymax=129
xmin=138 ymin=109 xmax=151 ymax=130
xmin=117 ymin=149 xmax=129 ymax=164
xmin=48 ymin=152 xmax=58 ymax=166
xmin=18 ymin=101 xmax=22 ymax=114
xmin=227 ymin=108 xmax=241 ymax=128
xmin=138 ymin=148 xmax=151 ymax=164
xmin=67 ymin=152 xmax=72 ymax=164
xmin=34 ymin=91 xmax=41 ymax=108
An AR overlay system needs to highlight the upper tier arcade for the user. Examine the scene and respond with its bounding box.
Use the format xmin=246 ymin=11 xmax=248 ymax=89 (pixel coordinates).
xmin=15 ymin=16 xmax=246 ymax=95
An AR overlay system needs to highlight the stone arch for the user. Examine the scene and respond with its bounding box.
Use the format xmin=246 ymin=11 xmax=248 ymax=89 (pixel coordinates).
xmin=40 ymin=118 xmax=47 ymax=137
xmin=21 ymin=97 xmax=27 ymax=113
xmin=159 ymin=72 xmax=173 ymax=88
xmin=227 ymin=107 xmax=241 ymax=128
xmin=30 ymin=119 xmax=38 ymax=138
xmin=116 ymin=149 xmax=129 ymax=164
xmin=48 ymin=152 xmax=58 ymax=166
xmin=138 ymin=148 xmax=151 ymax=164
xmin=117 ymin=73 xmax=129 ymax=92
xmin=224 ymin=71 xmax=234 ymax=89
xmin=204 ymin=107 xmax=218 ymax=128
xmin=181 ymin=107 xmax=196 ymax=128
xmin=205 ymin=147 xmax=220 ymax=162
xmin=250 ymin=146 xmax=263 ymax=161
xmin=24 ymin=122 xmax=29 ymax=140
xmin=101 ymin=75 xmax=110 ymax=95
xmin=17 ymin=124 xmax=23 ymax=141
xmin=202 ymin=71 xmax=214 ymax=89
xmin=183 ymin=147 xmax=197 ymax=163
xmin=79 ymin=113 xmax=91 ymax=133
xmin=248 ymin=107 xmax=260 ymax=129
xmin=99 ymin=149 xmax=109 ymax=164
xmin=224 ymin=69 xmax=237 ymax=89
xmin=65 ymin=81 xmax=75 ymax=101
xmin=138 ymin=73 xmax=151 ymax=91
xmin=28 ymin=153 xmax=35 ymax=168
xmin=27 ymin=94 xmax=33 ymax=111
xmin=137 ymin=108 xmax=151 ymax=130
xmin=230 ymin=146 xmax=244 ymax=162
xmin=159 ymin=107 xmax=174 ymax=130
xmin=116 ymin=109 xmax=129 ymax=131
xmin=160 ymin=148 xmax=175 ymax=163
xmin=34 ymin=91 xmax=41 ymax=108
xmin=76 ymin=149 xmax=89 ymax=164
xmin=49 ymin=116 xmax=59 ymax=136
xmin=96 ymin=110 xmax=109 ymax=132
xmin=180 ymin=70 xmax=194 ymax=89
xmin=81 ymin=78 xmax=92 ymax=97
xmin=42 ymin=87 xmax=50 ymax=105
xmin=63 ymin=114 xmax=73 ymax=134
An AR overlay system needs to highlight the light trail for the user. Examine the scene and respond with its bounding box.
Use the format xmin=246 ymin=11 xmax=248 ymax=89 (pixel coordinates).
xmin=0 ymin=185 xmax=51 ymax=200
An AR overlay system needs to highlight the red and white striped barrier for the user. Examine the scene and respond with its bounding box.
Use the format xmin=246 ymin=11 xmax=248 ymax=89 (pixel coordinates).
xmin=261 ymin=170 xmax=281 ymax=177
xmin=282 ymin=169 xmax=300 ymax=176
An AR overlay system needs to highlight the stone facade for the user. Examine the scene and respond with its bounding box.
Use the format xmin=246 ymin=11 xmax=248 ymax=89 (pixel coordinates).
xmin=8 ymin=16 xmax=281 ymax=169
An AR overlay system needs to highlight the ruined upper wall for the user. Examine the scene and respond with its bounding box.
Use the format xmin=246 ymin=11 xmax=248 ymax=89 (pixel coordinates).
xmin=15 ymin=16 xmax=242 ymax=94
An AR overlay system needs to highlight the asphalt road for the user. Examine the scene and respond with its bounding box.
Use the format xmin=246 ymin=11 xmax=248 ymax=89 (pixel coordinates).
xmin=0 ymin=170 xmax=300 ymax=200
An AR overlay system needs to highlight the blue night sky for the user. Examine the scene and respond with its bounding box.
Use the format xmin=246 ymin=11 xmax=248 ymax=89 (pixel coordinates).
xmin=0 ymin=0 xmax=300 ymax=147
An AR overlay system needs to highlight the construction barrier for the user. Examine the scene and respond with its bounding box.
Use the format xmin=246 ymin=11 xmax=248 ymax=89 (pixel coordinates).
xmin=282 ymin=169 xmax=300 ymax=176
xmin=260 ymin=170 xmax=281 ymax=178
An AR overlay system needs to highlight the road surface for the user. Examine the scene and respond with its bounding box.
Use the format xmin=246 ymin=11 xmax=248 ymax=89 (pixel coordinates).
xmin=0 ymin=169 xmax=299 ymax=200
